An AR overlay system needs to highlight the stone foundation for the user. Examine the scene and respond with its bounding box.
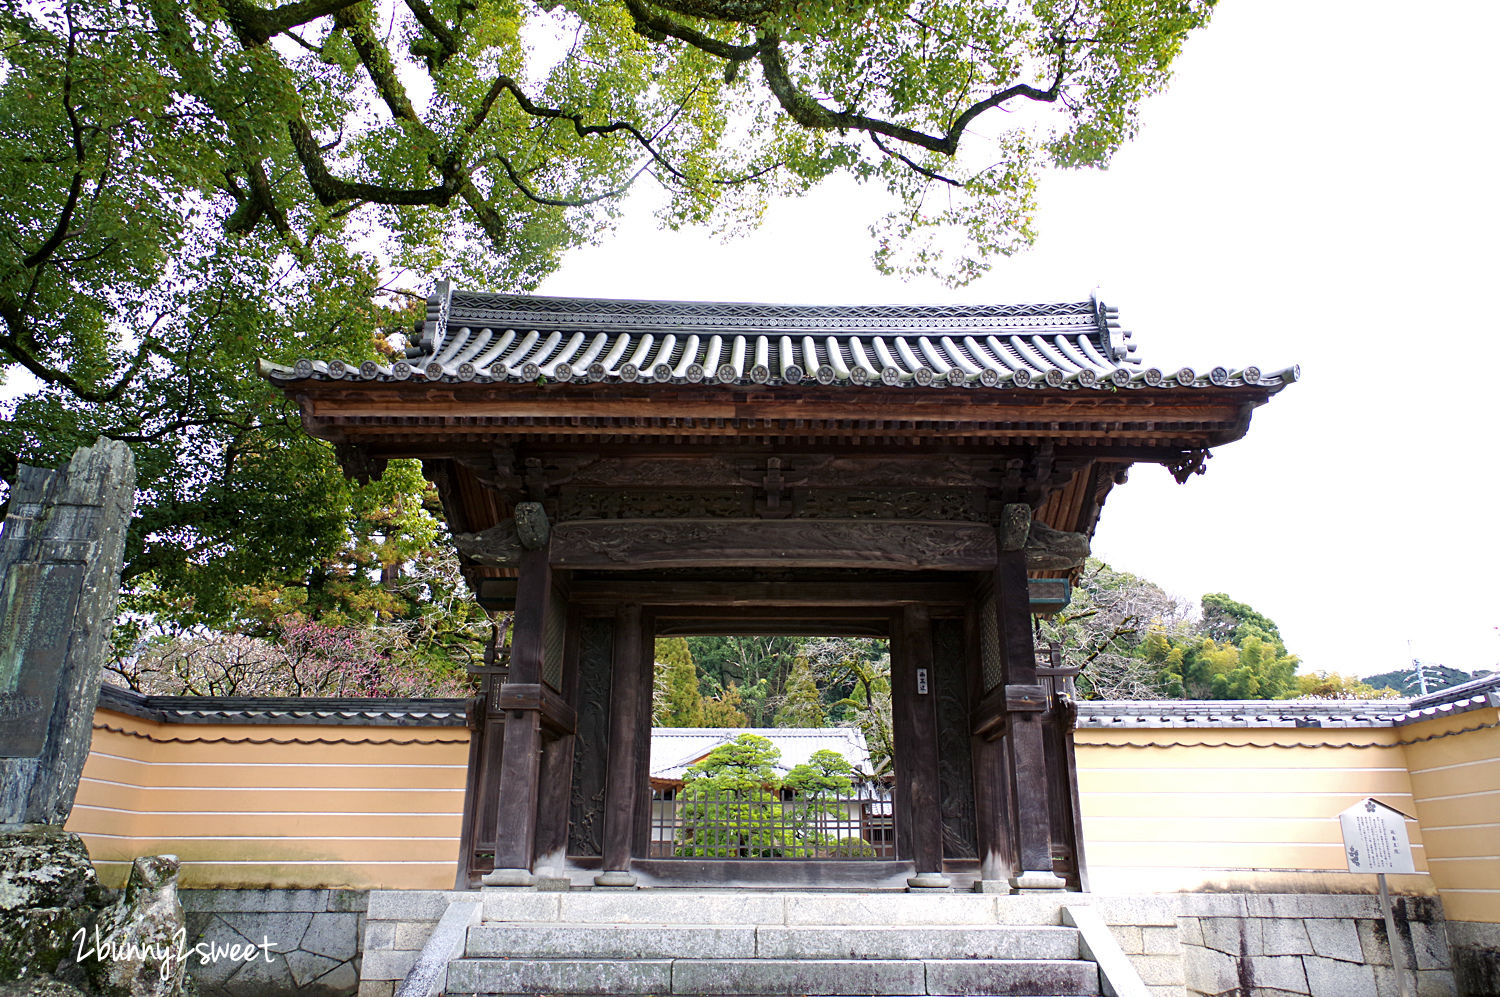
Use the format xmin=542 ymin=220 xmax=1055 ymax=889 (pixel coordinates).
xmin=354 ymin=890 xmax=1473 ymax=997
xmin=1449 ymin=922 xmax=1500 ymax=997
xmin=180 ymin=890 xmax=367 ymax=997
xmin=353 ymin=891 xmax=468 ymax=997
xmin=1086 ymin=894 xmax=1459 ymax=997
xmin=147 ymin=887 xmax=1493 ymax=997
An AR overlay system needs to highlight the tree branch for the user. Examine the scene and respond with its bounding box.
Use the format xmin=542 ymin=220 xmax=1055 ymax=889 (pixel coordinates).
xmin=493 ymin=155 xmax=644 ymax=207
xmin=401 ymin=0 xmax=458 ymax=67
xmin=870 ymin=134 xmax=962 ymax=187
xmin=756 ymin=29 xmax=1066 ymax=157
xmin=24 ymin=3 xmax=88 ymax=269
xmin=622 ymin=0 xmax=760 ymax=62
xmin=0 ymin=311 xmax=158 ymax=404
xmin=287 ymin=117 xmax=462 ymax=207
xmin=471 ymin=74 xmax=772 ymax=188
xmin=220 ymin=0 xmax=364 ymax=46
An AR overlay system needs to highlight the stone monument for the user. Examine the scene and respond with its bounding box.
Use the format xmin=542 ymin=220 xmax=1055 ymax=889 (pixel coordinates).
xmin=0 ymin=440 xmax=136 ymax=986
xmin=1 ymin=439 xmax=135 ymax=823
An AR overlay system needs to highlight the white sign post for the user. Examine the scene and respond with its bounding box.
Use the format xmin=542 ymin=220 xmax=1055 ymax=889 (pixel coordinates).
xmin=1338 ymin=798 xmax=1416 ymax=997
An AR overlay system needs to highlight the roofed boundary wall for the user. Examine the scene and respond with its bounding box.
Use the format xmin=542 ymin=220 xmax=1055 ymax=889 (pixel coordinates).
xmin=68 ymin=680 xmax=1500 ymax=923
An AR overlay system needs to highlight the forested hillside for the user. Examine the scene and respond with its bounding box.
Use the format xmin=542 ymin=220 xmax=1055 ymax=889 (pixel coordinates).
xmin=1362 ymin=663 xmax=1493 ymax=697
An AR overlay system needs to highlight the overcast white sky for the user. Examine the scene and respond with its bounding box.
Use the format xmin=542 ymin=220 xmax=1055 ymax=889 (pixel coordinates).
xmin=534 ymin=0 xmax=1500 ymax=678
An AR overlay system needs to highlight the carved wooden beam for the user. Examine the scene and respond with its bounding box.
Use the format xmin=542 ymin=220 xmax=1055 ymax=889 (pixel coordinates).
xmin=459 ymin=513 xmax=1089 ymax=576
xmin=514 ymin=501 xmax=549 ymax=549
xmin=453 ymin=520 xmax=522 ymax=566
xmin=1025 ymin=520 xmax=1090 ymax=572
xmin=334 ymin=443 xmax=387 ymax=485
xmin=1000 ymin=503 xmax=1090 ymax=572
xmin=550 ymin=519 xmax=999 ymax=571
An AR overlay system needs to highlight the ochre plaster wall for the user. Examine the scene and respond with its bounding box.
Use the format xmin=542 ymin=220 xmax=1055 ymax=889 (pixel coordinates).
xmin=1073 ymin=727 xmax=1438 ymax=897
xmin=1400 ymin=706 xmax=1500 ymax=923
xmin=66 ymin=708 xmax=470 ymax=889
xmin=68 ymin=705 xmax=1498 ymax=923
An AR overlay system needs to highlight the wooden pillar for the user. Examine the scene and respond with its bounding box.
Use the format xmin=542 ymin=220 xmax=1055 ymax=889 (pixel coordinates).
xmin=993 ymin=542 xmax=1066 ymax=891
xmin=969 ymin=596 xmax=1016 ymax=887
xmin=596 ymin=604 xmax=646 ymax=887
xmin=481 ymin=545 xmax=550 ymax=886
xmin=894 ymin=605 xmax=950 ymax=889
xmin=532 ymin=606 xmax=582 ymax=881
xmin=630 ymin=614 xmax=656 ymax=858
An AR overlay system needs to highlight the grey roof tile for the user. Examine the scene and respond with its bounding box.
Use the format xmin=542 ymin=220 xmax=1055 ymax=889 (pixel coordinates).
xmin=262 ymin=284 xmax=1298 ymax=391
xmin=96 ymin=674 xmax=1498 ymax=730
xmin=1075 ymin=674 xmax=1500 ymax=730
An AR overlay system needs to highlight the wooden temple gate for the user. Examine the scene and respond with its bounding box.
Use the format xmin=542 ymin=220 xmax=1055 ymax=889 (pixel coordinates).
xmin=264 ymin=287 xmax=1291 ymax=892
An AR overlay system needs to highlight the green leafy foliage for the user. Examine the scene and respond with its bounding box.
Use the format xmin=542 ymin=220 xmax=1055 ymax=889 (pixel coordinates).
xmin=1142 ymin=631 xmax=1298 ymax=700
xmin=700 ymin=682 xmax=752 ymax=727
xmin=1294 ymin=671 xmax=1398 ymax=701
xmin=687 ymin=635 xmax=804 ymax=724
xmin=826 ymin=651 xmax=893 ymax=778
xmin=772 ymin=655 xmax=826 ymax=727
xmin=2 ymin=0 xmax=1217 ymax=647
xmin=654 ymin=636 xmax=706 ymax=726
xmin=1200 ymin=592 xmax=1285 ymax=653
xmin=1041 ymin=559 xmax=1325 ymax=701
xmin=673 ymin=734 xmax=858 ymax=858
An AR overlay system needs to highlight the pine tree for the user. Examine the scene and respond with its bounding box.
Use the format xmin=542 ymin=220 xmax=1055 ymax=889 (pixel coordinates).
xmin=701 ymin=683 xmax=751 ymax=728
xmin=656 ymin=637 xmax=704 ymax=727
xmin=774 ymin=657 xmax=826 ymax=727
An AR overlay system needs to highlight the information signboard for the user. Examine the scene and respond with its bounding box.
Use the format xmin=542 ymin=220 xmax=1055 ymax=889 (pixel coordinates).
xmin=1339 ymin=797 xmax=1415 ymax=875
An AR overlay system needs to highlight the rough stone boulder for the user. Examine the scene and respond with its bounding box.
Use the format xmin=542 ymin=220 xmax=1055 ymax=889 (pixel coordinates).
xmin=83 ymin=856 xmax=185 ymax=997
xmin=0 ymin=827 xmax=106 ymax=981
xmin=0 ymin=973 xmax=94 ymax=997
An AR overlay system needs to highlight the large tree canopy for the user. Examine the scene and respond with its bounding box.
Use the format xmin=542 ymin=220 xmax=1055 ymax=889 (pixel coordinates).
xmin=0 ymin=0 xmax=1215 ymax=630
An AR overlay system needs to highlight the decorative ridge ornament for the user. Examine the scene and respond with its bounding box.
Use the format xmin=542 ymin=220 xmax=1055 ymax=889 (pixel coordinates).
xmin=421 ymin=278 xmax=453 ymax=358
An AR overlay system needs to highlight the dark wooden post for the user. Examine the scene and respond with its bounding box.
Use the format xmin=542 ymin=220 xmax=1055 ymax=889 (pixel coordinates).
xmin=596 ymin=604 xmax=646 ymax=887
xmin=532 ymin=605 xmax=583 ymax=884
xmin=969 ymin=597 xmax=1016 ymax=891
xmin=894 ymin=605 xmax=950 ymax=889
xmin=630 ymin=614 xmax=656 ymax=859
xmin=481 ymin=544 xmax=550 ymax=886
xmin=993 ymin=504 xmax=1066 ymax=892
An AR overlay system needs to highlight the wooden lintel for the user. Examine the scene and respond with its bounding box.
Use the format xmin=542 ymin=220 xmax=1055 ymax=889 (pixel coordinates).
xmin=495 ymin=682 xmax=576 ymax=735
xmin=297 ymin=385 xmax=1265 ymax=428
xmin=564 ymin=579 xmax=971 ymax=607
xmin=550 ymin=519 xmax=997 ymax=571
xmin=477 ymin=576 xmax=1069 ymax=613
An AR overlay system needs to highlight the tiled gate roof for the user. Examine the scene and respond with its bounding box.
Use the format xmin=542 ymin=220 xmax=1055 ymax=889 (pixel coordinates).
xmin=262 ymin=283 xmax=1299 ymax=392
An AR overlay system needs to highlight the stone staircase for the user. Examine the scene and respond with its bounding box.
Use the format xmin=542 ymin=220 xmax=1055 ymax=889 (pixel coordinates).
xmin=442 ymin=891 xmax=1103 ymax=996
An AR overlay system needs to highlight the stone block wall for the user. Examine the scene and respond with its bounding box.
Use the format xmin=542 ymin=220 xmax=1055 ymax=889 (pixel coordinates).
xmin=181 ymin=888 xmax=367 ymax=997
xmin=355 ymin=890 xmax=466 ymax=997
xmin=1090 ymin=893 xmax=1460 ymax=997
xmin=1448 ymin=922 xmax=1500 ymax=997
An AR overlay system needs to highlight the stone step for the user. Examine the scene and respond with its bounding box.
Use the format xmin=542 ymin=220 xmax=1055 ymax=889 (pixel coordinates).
xmin=466 ymin=922 xmax=1082 ymax=961
xmin=480 ymin=891 xmax=1070 ymax=927
xmin=445 ymin=957 xmax=1101 ymax=996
